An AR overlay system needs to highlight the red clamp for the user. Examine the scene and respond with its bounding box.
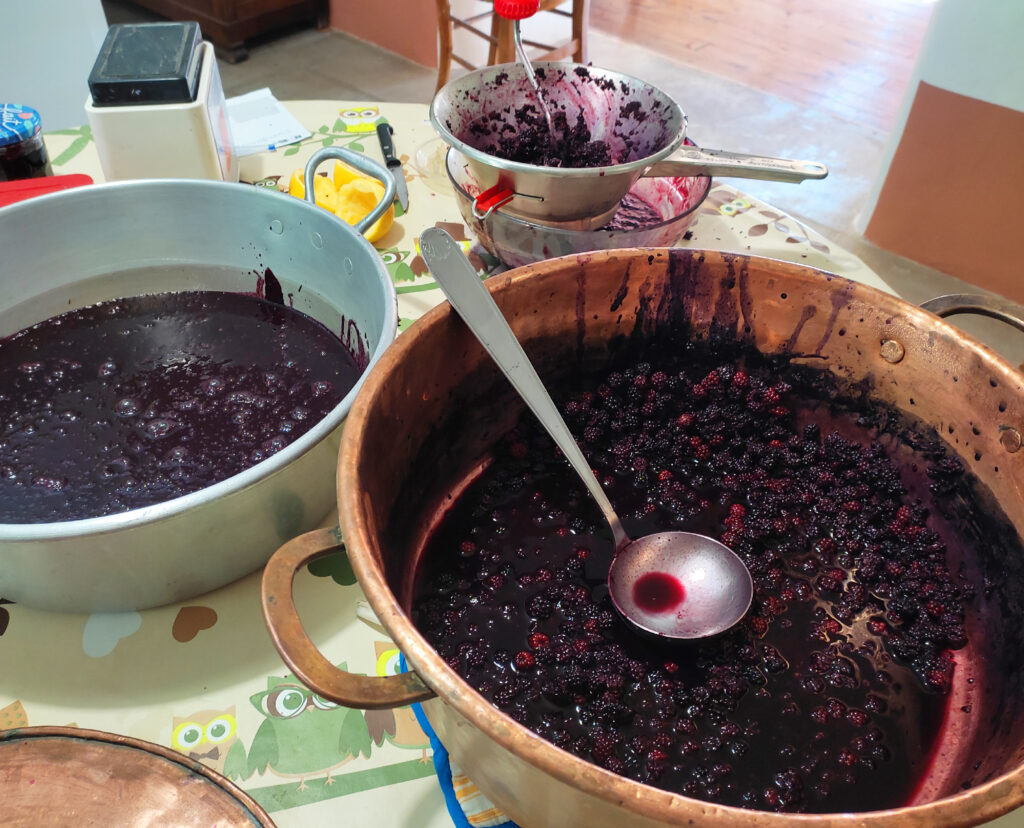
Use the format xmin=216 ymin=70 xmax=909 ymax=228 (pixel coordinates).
xmin=0 ymin=174 xmax=93 ymax=208
xmin=473 ymin=184 xmax=516 ymax=220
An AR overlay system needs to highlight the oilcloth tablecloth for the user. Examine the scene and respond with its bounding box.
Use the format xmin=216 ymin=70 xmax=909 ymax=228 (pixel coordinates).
xmin=0 ymin=99 xmax=943 ymax=828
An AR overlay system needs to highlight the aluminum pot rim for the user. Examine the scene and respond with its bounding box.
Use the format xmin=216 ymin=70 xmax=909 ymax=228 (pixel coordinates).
xmin=339 ymin=247 xmax=1024 ymax=827
xmin=429 ymin=61 xmax=688 ymax=178
xmin=0 ymin=177 xmax=398 ymax=540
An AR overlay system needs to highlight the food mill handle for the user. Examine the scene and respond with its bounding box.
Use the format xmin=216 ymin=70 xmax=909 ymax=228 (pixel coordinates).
xmin=647 ymin=145 xmax=829 ymax=183
xmin=303 ymin=146 xmax=397 ymax=237
xmin=494 ymin=0 xmax=541 ymax=19
xmin=419 ymin=227 xmax=631 ymax=552
xmin=261 ymin=527 xmax=435 ymax=709
xmin=920 ymin=293 xmax=1024 ymax=335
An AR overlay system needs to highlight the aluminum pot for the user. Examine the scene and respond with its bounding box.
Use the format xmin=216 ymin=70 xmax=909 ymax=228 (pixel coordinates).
xmin=263 ymin=249 xmax=1024 ymax=827
xmin=0 ymin=147 xmax=397 ymax=613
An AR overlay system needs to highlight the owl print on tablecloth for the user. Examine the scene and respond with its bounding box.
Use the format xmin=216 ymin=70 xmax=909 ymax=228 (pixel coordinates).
xmin=1 ymin=700 xmax=28 ymax=730
xmin=339 ymin=105 xmax=385 ymax=133
xmin=170 ymin=706 xmax=239 ymax=773
xmin=363 ymin=643 xmax=431 ymax=762
xmin=701 ymin=188 xmax=753 ymax=218
xmin=232 ymin=668 xmax=371 ymax=788
xmin=380 ymin=248 xmax=420 ymax=284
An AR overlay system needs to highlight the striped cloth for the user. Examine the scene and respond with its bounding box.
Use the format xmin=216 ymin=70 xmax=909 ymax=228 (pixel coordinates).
xmin=402 ymin=655 xmax=517 ymax=828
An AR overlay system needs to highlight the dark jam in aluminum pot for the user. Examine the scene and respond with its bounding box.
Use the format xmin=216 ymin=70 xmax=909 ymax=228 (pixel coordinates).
xmin=0 ymin=291 xmax=359 ymax=522
xmin=0 ymin=104 xmax=52 ymax=181
xmin=412 ymin=338 xmax=1011 ymax=814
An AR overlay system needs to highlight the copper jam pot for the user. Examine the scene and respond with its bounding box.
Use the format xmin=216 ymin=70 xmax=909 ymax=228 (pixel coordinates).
xmin=263 ymin=249 xmax=1024 ymax=827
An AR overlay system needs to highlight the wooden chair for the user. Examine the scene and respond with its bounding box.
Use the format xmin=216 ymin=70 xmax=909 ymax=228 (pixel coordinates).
xmin=435 ymin=0 xmax=589 ymax=92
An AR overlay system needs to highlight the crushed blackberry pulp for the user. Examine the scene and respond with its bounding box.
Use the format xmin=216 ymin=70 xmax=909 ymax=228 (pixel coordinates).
xmin=462 ymin=69 xmax=647 ymax=168
xmin=0 ymin=291 xmax=358 ymax=522
xmin=411 ymin=340 xmax=997 ymax=813
xmin=473 ymin=103 xmax=613 ymax=168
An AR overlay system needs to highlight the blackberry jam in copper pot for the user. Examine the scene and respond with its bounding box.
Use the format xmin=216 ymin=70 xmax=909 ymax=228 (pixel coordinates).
xmin=264 ymin=249 xmax=1024 ymax=828
xmin=411 ymin=337 xmax=1010 ymax=814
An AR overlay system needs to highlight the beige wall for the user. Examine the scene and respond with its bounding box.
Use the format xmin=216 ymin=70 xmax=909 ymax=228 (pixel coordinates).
xmin=859 ymin=0 xmax=1024 ymax=300
xmin=2 ymin=0 xmax=109 ymax=130
xmin=329 ymin=0 xmax=438 ymax=67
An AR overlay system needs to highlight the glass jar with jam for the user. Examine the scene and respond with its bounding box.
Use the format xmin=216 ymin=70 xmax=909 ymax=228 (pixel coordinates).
xmin=0 ymin=104 xmax=53 ymax=182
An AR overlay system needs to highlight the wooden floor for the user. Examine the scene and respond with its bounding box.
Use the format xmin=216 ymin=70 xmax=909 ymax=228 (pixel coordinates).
xmin=589 ymin=0 xmax=936 ymax=133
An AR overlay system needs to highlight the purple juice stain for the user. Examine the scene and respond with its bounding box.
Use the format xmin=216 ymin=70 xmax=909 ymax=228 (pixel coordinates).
xmin=632 ymin=571 xmax=685 ymax=614
xmin=262 ymin=266 xmax=285 ymax=306
xmin=0 ymin=291 xmax=361 ymax=522
xmin=601 ymin=192 xmax=663 ymax=231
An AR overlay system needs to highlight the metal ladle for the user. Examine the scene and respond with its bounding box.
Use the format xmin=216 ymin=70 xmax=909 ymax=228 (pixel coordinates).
xmin=419 ymin=227 xmax=754 ymax=639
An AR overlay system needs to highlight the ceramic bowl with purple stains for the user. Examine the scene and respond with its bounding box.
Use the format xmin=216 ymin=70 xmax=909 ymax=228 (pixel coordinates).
xmin=446 ymin=148 xmax=710 ymax=268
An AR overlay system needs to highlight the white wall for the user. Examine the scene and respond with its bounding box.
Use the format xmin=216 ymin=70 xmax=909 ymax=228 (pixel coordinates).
xmin=857 ymin=0 xmax=1024 ymax=231
xmin=914 ymin=0 xmax=1024 ymax=111
xmin=0 ymin=0 xmax=110 ymax=131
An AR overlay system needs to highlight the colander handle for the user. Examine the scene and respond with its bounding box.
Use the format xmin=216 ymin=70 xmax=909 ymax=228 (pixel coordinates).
xmin=261 ymin=526 xmax=435 ymax=709
xmin=302 ymin=146 xmax=397 ymax=237
xmin=646 ymin=145 xmax=828 ymax=183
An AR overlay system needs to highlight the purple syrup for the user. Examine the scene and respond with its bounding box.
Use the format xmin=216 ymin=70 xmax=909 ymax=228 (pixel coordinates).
xmin=0 ymin=291 xmax=360 ymax=522
xmin=633 ymin=571 xmax=685 ymax=613
xmin=411 ymin=341 xmax=1004 ymax=814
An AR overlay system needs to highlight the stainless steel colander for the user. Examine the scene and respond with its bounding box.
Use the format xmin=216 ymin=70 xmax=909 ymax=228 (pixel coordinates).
xmin=430 ymin=63 xmax=827 ymax=229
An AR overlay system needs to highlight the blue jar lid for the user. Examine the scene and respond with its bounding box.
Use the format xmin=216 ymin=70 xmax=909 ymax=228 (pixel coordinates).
xmin=0 ymin=104 xmax=42 ymax=149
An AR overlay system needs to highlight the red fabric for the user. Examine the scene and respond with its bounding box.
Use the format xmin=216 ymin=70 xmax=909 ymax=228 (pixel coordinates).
xmin=0 ymin=174 xmax=93 ymax=207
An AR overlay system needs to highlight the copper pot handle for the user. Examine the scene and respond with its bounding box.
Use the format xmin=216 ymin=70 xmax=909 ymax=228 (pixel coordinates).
xmin=920 ymin=293 xmax=1024 ymax=333
xmin=261 ymin=526 xmax=435 ymax=709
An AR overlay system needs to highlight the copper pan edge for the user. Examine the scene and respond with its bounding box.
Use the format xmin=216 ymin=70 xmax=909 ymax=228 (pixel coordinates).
xmin=0 ymin=725 xmax=275 ymax=827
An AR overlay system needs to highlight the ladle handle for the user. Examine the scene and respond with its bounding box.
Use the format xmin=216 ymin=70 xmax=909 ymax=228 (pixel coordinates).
xmin=646 ymin=146 xmax=828 ymax=183
xmin=420 ymin=227 xmax=630 ymax=552
xmin=261 ymin=526 xmax=435 ymax=709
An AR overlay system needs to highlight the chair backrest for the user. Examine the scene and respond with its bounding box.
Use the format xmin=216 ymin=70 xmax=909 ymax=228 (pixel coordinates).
xmin=435 ymin=0 xmax=588 ymax=92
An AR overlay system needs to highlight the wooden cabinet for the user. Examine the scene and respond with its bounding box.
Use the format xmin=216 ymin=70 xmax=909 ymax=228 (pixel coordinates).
xmin=126 ymin=0 xmax=328 ymax=62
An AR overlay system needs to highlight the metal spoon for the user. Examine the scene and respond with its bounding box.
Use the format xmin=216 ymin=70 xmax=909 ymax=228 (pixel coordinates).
xmin=419 ymin=227 xmax=754 ymax=639
xmin=497 ymin=0 xmax=559 ymax=152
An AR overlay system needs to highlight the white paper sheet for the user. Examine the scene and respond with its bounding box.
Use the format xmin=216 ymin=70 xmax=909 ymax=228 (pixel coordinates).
xmin=226 ymin=88 xmax=311 ymax=156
